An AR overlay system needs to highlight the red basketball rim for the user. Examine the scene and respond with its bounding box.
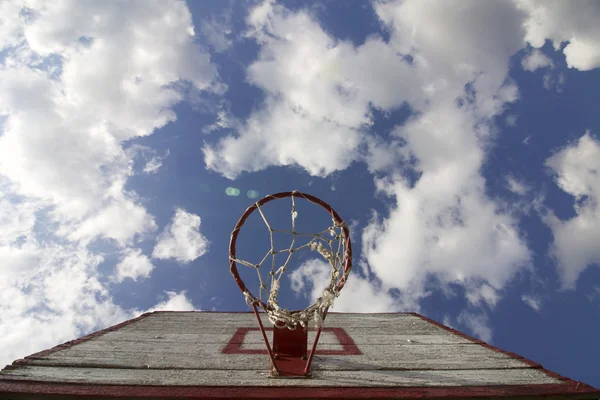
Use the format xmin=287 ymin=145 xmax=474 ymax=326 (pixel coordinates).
xmin=229 ymin=191 xmax=352 ymax=311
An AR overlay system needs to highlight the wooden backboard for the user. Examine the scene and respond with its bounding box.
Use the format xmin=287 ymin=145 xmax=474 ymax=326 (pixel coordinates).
xmin=1 ymin=312 xmax=598 ymax=399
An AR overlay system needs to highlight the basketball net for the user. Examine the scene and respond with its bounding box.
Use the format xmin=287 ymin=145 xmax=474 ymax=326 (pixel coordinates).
xmin=229 ymin=191 xmax=352 ymax=330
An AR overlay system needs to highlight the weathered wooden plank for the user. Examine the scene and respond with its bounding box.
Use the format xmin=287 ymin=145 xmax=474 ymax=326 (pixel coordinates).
xmin=1 ymin=366 xmax=560 ymax=387
xmin=24 ymin=343 xmax=529 ymax=371
xmin=114 ymin=324 xmax=449 ymax=338
xmin=126 ymin=312 xmax=420 ymax=326
xmin=57 ymin=340 xmax=347 ymax=353
xmin=346 ymin=334 xmax=472 ymax=345
xmin=239 ymin=331 xmax=472 ymax=346
xmin=98 ymin=332 xmax=242 ymax=343
xmin=71 ymin=333 xmax=474 ymax=353
xmin=93 ymin=330 xmax=471 ymax=347
xmin=135 ymin=313 xmax=416 ymax=323
xmin=97 ymin=331 xmax=344 ymax=345
xmin=121 ymin=316 xmax=445 ymax=336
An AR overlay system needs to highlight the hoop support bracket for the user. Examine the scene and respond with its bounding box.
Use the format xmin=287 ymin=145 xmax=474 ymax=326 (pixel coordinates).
xmin=231 ymin=192 xmax=350 ymax=378
xmin=251 ymin=305 xmax=329 ymax=378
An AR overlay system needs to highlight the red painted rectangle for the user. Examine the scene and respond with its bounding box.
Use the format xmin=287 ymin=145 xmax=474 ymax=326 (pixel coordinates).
xmin=222 ymin=327 xmax=361 ymax=355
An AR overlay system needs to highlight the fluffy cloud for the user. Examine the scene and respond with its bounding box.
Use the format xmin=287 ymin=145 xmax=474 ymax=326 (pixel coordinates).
xmin=0 ymin=1 xmax=25 ymax=50
xmin=522 ymin=294 xmax=542 ymax=312
xmin=521 ymin=49 xmax=554 ymax=71
xmin=0 ymin=0 xmax=221 ymax=229
xmin=506 ymin=176 xmax=530 ymax=196
xmin=200 ymin=9 xmax=233 ymax=53
xmin=290 ymin=259 xmax=399 ymax=313
xmin=153 ymin=209 xmax=210 ymax=264
xmin=362 ymin=163 xmax=530 ymax=302
xmin=113 ymin=248 xmax=155 ymax=282
xmin=204 ymin=1 xmax=421 ymax=178
xmin=144 ymin=156 xmax=164 ymax=174
xmin=203 ymin=0 xmax=548 ymax=190
xmin=465 ymin=283 xmax=500 ymax=308
xmin=351 ymin=1 xmax=534 ymax=324
xmin=65 ymin=199 xmax=157 ymax=246
xmin=457 ymin=311 xmax=493 ymax=342
xmin=375 ymin=0 xmax=527 ymax=87
xmin=0 ymin=0 xmax=218 ymax=367
xmin=518 ymin=0 xmax=600 ymax=71
xmin=542 ymin=71 xmax=565 ymax=92
xmin=544 ymin=132 xmax=600 ymax=288
xmin=0 ymin=197 xmax=192 ymax=367
xmin=0 ymin=235 xmax=133 ymax=368
xmin=201 ymin=109 xmax=232 ymax=134
xmin=146 ymin=291 xmax=196 ymax=312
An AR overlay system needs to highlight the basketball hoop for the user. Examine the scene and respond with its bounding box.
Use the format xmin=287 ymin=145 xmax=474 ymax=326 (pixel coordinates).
xmin=229 ymin=190 xmax=352 ymax=377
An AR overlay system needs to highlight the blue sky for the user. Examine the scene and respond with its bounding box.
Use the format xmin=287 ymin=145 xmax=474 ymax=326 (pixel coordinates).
xmin=1 ymin=0 xmax=599 ymax=388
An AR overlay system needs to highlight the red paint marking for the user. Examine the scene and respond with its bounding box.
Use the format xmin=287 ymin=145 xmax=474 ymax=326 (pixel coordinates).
xmin=411 ymin=313 xmax=597 ymax=390
xmin=12 ymin=312 xmax=154 ymax=366
xmin=222 ymin=327 xmax=361 ymax=355
xmin=1 ymin=380 xmax=599 ymax=399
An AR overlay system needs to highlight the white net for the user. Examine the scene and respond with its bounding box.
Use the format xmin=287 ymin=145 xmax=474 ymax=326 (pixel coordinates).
xmin=230 ymin=192 xmax=350 ymax=330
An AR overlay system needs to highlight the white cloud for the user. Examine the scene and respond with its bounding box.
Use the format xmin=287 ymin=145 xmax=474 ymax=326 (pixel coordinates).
xmin=465 ymin=283 xmax=500 ymax=308
xmin=0 ymin=0 xmax=218 ymax=368
xmin=65 ymin=198 xmax=157 ymax=246
xmin=363 ymin=136 xmax=407 ymax=174
xmin=505 ymin=114 xmax=518 ymax=127
xmin=146 ymin=291 xmax=196 ymax=312
xmin=290 ymin=259 xmax=332 ymax=300
xmin=143 ymin=156 xmax=163 ymax=174
xmin=506 ymin=176 xmax=530 ymax=195
xmin=0 ymin=0 xmax=222 ymax=232
xmin=203 ymin=98 xmax=364 ymax=179
xmin=442 ymin=316 xmax=456 ymax=330
xmin=153 ymin=209 xmax=210 ymax=264
xmin=587 ymin=287 xmax=600 ymax=304
xmin=289 ymin=259 xmax=400 ymax=313
xmin=113 ymin=248 xmax=154 ymax=282
xmin=562 ymin=38 xmax=600 ymax=71
xmin=457 ymin=311 xmax=493 ymax=342
xmin=0 ymin=238 xmax=193 ymax=366
xmin=355 ymin=0 xmax=533 ymax=317
xmin=542 ymin=71 xmax=565 ymax=92
xmin=334 ymin=275 xmax=402 ymax=312
xmin=0 ymin=1 xmax=25 ymax=51
xmin=127 ymin=145 xmax=168 ymax=175
xmin=544 ymin=132 xmax=600 ymax=288
xmin=203 ymin=2 xmax=422 ymax=179
xmin=0 ymin=238 xmax=134 ymax=368
xmin=0 ymin=190 xmax=38 ymax=246
xmin=0 ymin=198 xmax=193 ymax=367
xmin=361 ymin=103 xmax=531 ymax=306
xmin=200 ymin=10 xmax=233 ymax=53
xmin=522 ymin=294 xmax=542 ymax=311
xmin=518 ymin=0 xmax=600 ymax=71
xmin=204 ymin=0 xmax=539 ymax=182
xmin=375 ymin=0 xmax=527 ymax=105
xmin=521 ymin=49 xmax=554 ymax=71
xmin=202 ymin=109 xmax=232 ymax=134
